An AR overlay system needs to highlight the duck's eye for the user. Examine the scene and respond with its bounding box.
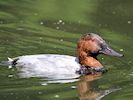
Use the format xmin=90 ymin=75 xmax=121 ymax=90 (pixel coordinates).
xmin=98 ymin=44 xmax=107 ymax=53
xmin=101 ymin=44 xmax=107 ymax=49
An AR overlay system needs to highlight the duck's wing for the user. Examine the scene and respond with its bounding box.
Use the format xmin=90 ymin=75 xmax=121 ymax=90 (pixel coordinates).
xmin=15 ymin=54 xmax=79 ymax=67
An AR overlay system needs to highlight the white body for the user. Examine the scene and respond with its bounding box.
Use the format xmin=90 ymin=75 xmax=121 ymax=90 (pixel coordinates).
xmin=13 ymin=54 xmax=81 ymax=80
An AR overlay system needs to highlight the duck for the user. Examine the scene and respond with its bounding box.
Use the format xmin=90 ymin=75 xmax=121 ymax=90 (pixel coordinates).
xmin=76 ymin=33 xmax=123 ymax=74
xmin=2 ymin=33 xmax=123 ymax=79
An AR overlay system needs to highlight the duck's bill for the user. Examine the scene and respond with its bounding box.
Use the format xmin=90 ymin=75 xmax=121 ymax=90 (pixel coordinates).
xmin=99 ymin=46 xmax=123 ymax=57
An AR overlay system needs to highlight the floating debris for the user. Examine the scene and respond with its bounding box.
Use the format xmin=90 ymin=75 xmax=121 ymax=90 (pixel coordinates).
xmin=127 ymin=20 xmax=131 ymax=24
xmin=8 ymin=66 xmax=12 ymax=69
xmin=120 ymin=49 xmax=124 ymax=52
xmin=101 ymin=57 xmax=104 ymax=60
xmin=60 ymin=39 xmax=63 ymax=42
xmin=40 ymin=21 xmax=44 ymax=25
xmin=56 ymin=19 xmax=65 ymax=25
xmin=58 ymin=20 xmax=62 ymax=23
xmin=54 ymin=95 xmax=59 ymax=98
xmin=39 ymin=37 xmax=43 ymax=40
xmin=56 ymin=26 xmax=59 ymax=29
xmin=62 ymin=22 xmax=65 ymax=25
xmin=57 ymin=20 xmax=63 ymax=24
xmin=41 ymin=83 xmax=48 ymax=86
xmin=71 ymin=86 xmax=76 ymax=89
xmin=8 ymin=74 xmax=13 ymax=78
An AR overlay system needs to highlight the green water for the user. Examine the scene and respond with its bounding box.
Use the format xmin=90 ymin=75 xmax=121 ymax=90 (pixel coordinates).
xmin=0 ymin=0 xmax=132 ymax=100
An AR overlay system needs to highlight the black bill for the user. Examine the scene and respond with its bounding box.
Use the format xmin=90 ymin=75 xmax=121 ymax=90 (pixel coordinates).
xmin=99 ymin=45 xmax=123 ymax=57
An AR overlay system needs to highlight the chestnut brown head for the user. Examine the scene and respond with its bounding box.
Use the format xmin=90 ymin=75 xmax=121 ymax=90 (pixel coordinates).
xmin=78 ymin=33 xmax=123 ymax=58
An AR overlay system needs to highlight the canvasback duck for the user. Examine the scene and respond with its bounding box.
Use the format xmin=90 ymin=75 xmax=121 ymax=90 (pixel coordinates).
xmin=2 ymin=33 xmax=123 ymax=79
xmin=76 ymin=33 xmax=123 ymax=74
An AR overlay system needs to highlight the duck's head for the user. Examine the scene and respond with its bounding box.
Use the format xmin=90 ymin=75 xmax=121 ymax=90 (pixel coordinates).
xmin=77 ymin=33 xmax=123 ymax=69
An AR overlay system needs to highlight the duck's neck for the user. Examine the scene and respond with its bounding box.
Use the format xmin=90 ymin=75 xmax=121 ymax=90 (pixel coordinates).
xmin=77 ymin=50 xmax=103 ymax=68
xmin=76 ymin=37 xmax=103 ymax=68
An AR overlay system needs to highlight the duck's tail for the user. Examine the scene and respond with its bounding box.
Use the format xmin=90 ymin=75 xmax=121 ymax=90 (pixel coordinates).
xmin=0 ymin=57 xmax=17 ymax=68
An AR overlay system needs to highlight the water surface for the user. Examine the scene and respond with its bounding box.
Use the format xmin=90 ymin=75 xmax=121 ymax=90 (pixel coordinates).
xmin=0 ymin=0 xmax=133 ymax=100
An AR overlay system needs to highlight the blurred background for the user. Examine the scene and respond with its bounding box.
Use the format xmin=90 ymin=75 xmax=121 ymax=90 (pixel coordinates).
xmin=0 ymin=0 xmax=132 ymax=100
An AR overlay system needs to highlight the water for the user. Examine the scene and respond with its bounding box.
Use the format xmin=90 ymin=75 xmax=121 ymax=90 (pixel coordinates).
xmin=0 ymin=0 xmax=133 ymax=100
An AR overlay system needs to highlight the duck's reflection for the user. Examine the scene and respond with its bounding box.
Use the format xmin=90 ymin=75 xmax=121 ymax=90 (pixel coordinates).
xmin=77 ymin=74 xmax=102 ymax=100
